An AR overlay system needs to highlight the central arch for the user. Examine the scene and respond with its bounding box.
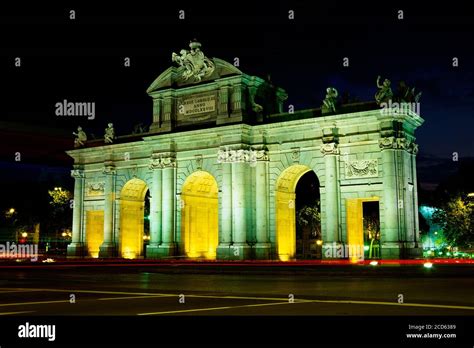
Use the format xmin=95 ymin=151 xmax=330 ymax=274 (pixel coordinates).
xmin=120 ymin=178 xmax=148 ymax=259
xmin=276 ymin=164 xmax=320 ymax=261
xmin=181 ymin=171 xmax=218 ymax=259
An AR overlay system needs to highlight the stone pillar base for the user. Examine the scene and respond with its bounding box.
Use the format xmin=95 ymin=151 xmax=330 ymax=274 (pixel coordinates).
xmin=150 ymin=243 xmax=176 ymax=259
xmin=380 ymin=242 xmax=401 ymax=259
xmin=149 ymin=122 xmax=172 ymax=134
xmin=379 ymin=242 xmax=423 ymax=259
xmin=254 ymin=243 xmax=271 ymax=260
xmin=399 ymin=242 xmax=423 ymax=259
xmin=67 ymin=243 xmax=86 ymax=258
xmin=404 ymin=247 xmax=423 ymax=259
xmin=145 ymin=244 xmax=161 ymax=259
xmin=321 ymin=242 xmax=346 ymax=260
xmin=227 ymin=243 xmax=252 ymax=260
xmin=216 ymin=243 xmax=232 ymax=260
xmin=217 ymin=243 xmax=252 ymax=260
xmin=99 ymin=243 xmax=118 ymax=258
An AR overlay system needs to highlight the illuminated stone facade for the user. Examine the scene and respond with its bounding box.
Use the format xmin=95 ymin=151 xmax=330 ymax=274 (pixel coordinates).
xmin=67 ymin=44 xmax=424 ymax=260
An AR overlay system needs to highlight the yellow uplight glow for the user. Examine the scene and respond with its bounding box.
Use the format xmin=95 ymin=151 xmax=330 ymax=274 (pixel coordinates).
xmin=86 ymin=210 xmax=104 ymax=257
xmin=181 ymin=171 xmax=218 ymax=260
xmin=276 ymin=164 xmax=312 ymax=261
xmin=120 ymin=178 xmax=148 ymax=259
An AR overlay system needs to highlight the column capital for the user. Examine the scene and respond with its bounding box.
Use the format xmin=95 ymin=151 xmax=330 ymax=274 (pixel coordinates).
xmin=379 ymin=136 xmax=419 ymax=154
xmin=253 ymin=149 xmax=269 ymax=162
xmin=320 ymin=142 xmax=339 ymax=155
xmin=71 ymin=169 xmax=85 ymax=179
xmin=102 ymin=161 xmax=116 ymax=175
xmin=149 ymin=152 xmax=176 ymax=169
xmin=407 ymin=142 xmax=419 ymax=155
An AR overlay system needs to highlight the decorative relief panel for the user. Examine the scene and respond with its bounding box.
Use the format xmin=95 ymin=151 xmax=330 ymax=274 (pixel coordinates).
xmin=345 ymin=159 xmax=378 ymax=179
xmin=86 ymin=182 xmax=105 ymax=196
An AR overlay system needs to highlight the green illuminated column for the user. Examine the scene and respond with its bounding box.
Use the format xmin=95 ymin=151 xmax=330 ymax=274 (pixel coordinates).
xmin=217 ymin=151 xmax=233 ymax=260
xmin=408 ymin=143 xmax=422 ymax=257
xmin=321 ymin=143 xmax=340 ymax=254
xmin=254 ymin=150 xmax=270 ymax=259
xmin=231 ymin=152 xmax=251 ymax=259
xmin=158 ymin=155 xmax=176 ymax=256
xmin=99 ymin=163 xmax=117 ymax=257
xmin=379 ymin=137 xmax=400 ymax=258
xmin=67 ymin=167 xmax=85 ymax=257
xmin=146 ymin=156 xmax=162 ymax=258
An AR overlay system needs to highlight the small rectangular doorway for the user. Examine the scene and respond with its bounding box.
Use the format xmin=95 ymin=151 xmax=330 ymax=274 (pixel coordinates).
xmin=346 ymin=197 xmax=380 ymax=260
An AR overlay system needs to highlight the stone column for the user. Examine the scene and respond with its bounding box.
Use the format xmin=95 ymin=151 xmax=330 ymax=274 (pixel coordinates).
xmin=254 ymin=149 xmax=270 ymax=259
xmin=216 ymin=149 xmax=233 ymax=259
xmin=99 ymin=163 xmax=117 ymax=257
xmin=67 ymin=167 xmax=85 ymax=257
xmin=321 ymin=143 xmax=340 ymax=255
xmin=379 ymin=137 xmax=401 ymax=259
xmin=158 ymin=154 xmax=176 ymax=257
xmin=146 ymin=156 xmax=162 ymax=258
xmin=230 ymin=150 xmax=251 ymax=259
xmin=409 ymin=142 xmax=422 ymax=257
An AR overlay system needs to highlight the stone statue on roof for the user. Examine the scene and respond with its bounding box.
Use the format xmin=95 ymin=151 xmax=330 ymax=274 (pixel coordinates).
xmin=172 ymin=40 xmax=215 ymax=82
xmin=73 ymin=126 xmax=87 ymax=148
xmin=104 ymin=123 xmax=115 ymax=144
xmin=397 ymin=80 xmax=422 ymax=103
xmin=375 ymin=76 xmax=393 ymax=104
xmin=322 ymin=87 xmax=338 ymax=113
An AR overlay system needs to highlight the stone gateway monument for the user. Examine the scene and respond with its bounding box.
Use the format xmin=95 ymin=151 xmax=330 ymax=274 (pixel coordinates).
xmin=67 ymin=41 xmax=424 ymax=261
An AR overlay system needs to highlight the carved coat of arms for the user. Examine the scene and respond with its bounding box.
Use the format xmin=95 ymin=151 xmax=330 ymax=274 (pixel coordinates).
xmin=172 ymin=40 xmax=215 ymax=83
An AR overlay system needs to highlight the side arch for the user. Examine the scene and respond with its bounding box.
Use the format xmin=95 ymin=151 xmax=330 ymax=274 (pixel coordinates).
xmin=181 ymin=170 xmax=219 ymax=259
xmin=120 ymin=178 xmax=148 ymax=258
xmin=275 ymin=164 xmax=312 ymax=261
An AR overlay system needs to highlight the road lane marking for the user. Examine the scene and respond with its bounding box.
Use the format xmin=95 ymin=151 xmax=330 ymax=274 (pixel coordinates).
xmin=302 ymin=299 xmax=474 ymax=311
xmin=1 ymin=287 xmax=473 ymax=312
xmin=0 ymin=311 xmax=36 ymax=316
xmin=138 ymin=301 xmax=291 ymax=315
xmin=0 ymin=290 xmax=44 ymax=294
xmin=0 ymin=300 xmax=69 ymax=307
xmin=0 ymin=288 xmax=170 ymax=296
xmin=98 ymin=295 xmax=175 ymax=301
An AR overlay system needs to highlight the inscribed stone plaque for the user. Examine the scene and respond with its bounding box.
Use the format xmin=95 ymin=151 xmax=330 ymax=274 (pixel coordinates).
xmin=177 ymin=93 xmax=216 ymax=123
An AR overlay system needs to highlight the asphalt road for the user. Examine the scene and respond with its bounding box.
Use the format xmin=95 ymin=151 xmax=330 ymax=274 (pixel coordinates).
xmin=0 ymin=263 xmax=473 ymax=316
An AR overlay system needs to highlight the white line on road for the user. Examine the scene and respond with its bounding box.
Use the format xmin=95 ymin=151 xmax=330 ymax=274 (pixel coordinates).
xmin=1 ymin=287 xmax=473 ymax=312
xmin=138 ymin=301 xmax=291 ymax=315
xmin=98 ymin=295 xmax=176 ymax=301
xmin=0 ymin=310 xmax=36 ymax=315
xmin=0 ymin=300 xmax=70 ymax=307
xmin=303 ymin=299 xmax=474 ymax=311
xmin=0 ymin=290 xmax=44 ymax=294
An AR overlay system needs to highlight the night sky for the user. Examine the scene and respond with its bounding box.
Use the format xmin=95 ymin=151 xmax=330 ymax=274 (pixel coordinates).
xmin=1 ymin=1 xmax=473 ymax=199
